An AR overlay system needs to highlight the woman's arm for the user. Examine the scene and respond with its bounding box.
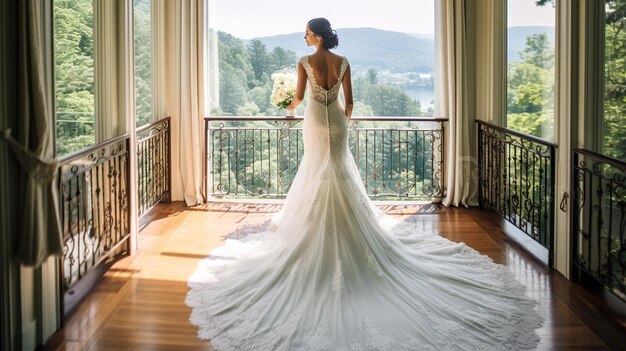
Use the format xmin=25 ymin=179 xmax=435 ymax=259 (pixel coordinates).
xmin=286 ymin=61 xmax=307 ymax=113
xmin=342 ymin=64 xmax=353 ymax=121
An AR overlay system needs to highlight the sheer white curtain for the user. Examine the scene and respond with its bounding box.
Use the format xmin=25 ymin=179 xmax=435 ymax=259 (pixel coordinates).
xmin=157 ymin=0 xmax=205 ymax=205
xmin=435 ymin=0 xmax=478 ymax=207
xmin=475 ymin=0 xmax=507 ymax=126
xmin=152 ymin=0 xmax=167 ymax=120
xmin=94 ymin=0 xmax=121 ymax=141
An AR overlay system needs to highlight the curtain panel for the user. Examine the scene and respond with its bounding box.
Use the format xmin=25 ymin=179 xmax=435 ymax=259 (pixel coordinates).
xmin=475 ymin=0 xmax=507 ymax=126
xmin=159 ymin=0 xmax=205 ymax=205
xmin=0 ymin=0 xmax=62 ymax=266
xmin=435 ymin=0 xmax=479 ymax=207
xmin=94 ymin=0 xmax=122 ymax=142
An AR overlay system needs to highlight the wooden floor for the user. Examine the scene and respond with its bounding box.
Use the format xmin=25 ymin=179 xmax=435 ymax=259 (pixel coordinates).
xmin=43 ymin=202 xmax=626 ymax=351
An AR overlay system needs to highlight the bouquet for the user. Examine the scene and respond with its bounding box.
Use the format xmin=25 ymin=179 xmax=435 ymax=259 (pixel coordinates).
xmin=270 ymin=72 xmax=297 ymax=115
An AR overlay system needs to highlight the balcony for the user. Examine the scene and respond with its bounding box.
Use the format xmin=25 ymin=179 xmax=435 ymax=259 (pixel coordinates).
xmin=48 ymin=115 xmax=626 ymax=350
xmin=204 ymin=116 xmax=447 ymax=200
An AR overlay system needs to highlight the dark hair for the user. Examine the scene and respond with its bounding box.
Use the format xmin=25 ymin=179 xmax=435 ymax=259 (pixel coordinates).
xmin=307 ymin=18 xmax=338 ymax=49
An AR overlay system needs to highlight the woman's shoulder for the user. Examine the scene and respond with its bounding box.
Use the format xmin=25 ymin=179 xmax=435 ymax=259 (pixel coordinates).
xmin=299 ymin=53 xmax=349 ymax=67
xmin=327 ymin=52 xmax=347 ymax=62
xmin=328 ymin=52 xmax=349 ymax=66
xmin=340 ymin=55 xmax=350 ymax=66
xmin=333 ymin=54 xmax=349 ymax=68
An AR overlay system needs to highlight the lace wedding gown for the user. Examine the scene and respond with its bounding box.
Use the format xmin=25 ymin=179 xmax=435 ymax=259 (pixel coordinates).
xmin=186 ymin=56 xmax=543 ymax=350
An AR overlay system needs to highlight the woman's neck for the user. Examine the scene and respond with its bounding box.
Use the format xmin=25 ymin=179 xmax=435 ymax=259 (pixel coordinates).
xmin=315 ymin=46 xmax=330 ymax=54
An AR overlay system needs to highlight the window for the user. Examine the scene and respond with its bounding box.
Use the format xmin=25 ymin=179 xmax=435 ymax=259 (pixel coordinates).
xmin=54 ymin=0 xmax=95 ymax=156
xmin=604 ymin=0 xmax=626 ymax=162
xmin=506 ymin=0 xmax=556 ymax=140
xmin=134 ymin=0 xmax=153 ymax=127
xmin=207 ymin=0 xmax=435 ymax=117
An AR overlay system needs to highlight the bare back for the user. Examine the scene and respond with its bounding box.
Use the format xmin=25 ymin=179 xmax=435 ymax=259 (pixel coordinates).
xmin=306 ymin=52 xmax=345 ymax=90
xmin=291 ymin=50 xmax=353 ymax=119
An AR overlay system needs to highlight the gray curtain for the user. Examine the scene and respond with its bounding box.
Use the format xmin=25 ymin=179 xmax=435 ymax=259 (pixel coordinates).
xmin=1 ymin=0 xmax=62 ymax=266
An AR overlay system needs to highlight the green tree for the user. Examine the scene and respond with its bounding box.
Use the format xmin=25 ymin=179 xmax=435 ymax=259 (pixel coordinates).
xmin=359 ymin=79 xmax=418 ymax=116
xmin=507 ymin=110 xmax=553 ymax=137
xmin=507 ymin=32 xmax=554 ymax=139
xmin=219 ymin=32 xmax=254 ymax=83
xmin=236 ymin=102 xmax=261 ymax=116
xmin=353 ymin=101 xmax=374 ymax=116
xmin=219 ymin=63 xmax=248 ymax=114
xmin=218 ymin=32 xmax=253 ymax=114
xmin=604 ymin=0 xmax=626 ymax=161
xmin=54 ymin=0 xmax=95 ymax=155
xmin=367 ymin=68 xmax=378 ymax=84
xmin=248 ymin=39 xmax=269 ymax=86
xmin=214 ymin=31 xmax=427 ymax=118
xmin=134 ymin=0 xmax=152 ymax=127
xmin=269 ymin=47 xmax=297 ymax=72
xmin=520 ymin=33 xmax=554 ymax=69
xmin=247 ymin=86 xmax=271 ymax=113
xmin=535 ymin=0 xmax=554 ymax=6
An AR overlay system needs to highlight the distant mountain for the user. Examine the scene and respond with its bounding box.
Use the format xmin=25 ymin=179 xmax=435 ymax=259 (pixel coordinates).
xmin=409 ymin=33 xmax=435 ymax=40
xmin=233 ymin=26 xmax=554 ymax=74
xmin=254 ymin=28 xmax=435 ymax=75
xmin=507 ymin=26 xmax=555 ymax=63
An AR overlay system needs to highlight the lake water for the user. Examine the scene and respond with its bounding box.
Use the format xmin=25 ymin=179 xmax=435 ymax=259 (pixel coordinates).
xmin=403 ymin=86 xmax=435 ymax=111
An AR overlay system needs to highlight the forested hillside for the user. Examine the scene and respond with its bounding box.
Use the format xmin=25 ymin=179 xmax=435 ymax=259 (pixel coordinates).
xmin=213 ymin=29 xmax=433 ymax=117
xmin=256 ymin=28 xmax=434 ymax=74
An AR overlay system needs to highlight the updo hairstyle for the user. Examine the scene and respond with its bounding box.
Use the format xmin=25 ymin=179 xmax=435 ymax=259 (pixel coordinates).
xmin=307 ymin=18 xmax=338 ymax=49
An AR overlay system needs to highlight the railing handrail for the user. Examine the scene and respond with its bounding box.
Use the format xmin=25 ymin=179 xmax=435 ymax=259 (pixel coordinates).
xmin=136 ymin=116 xmax=171 ymax=134
xmin=476 ymin=119 xmax=558 ymax=149
xmin=58 ymin=133 xmax=131 ymax=165
xmin=574 ymin=148 xmax=626 ymax=170
xmin=58 ymin=117 xmax=173 ymax=165
xmin=205 ymin=115 xmax=449 ymax=123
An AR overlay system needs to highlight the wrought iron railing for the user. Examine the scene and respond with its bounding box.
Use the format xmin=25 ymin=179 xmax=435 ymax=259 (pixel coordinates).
xmin=204 ymin=116 xmax=447 ymax=201
xmin=572 ymin=149 xmax=626 ymax=301
xmin=136 ymin=117 xmax=171 ymax=217
xmin=57 ymin=116 xmax=172 ymax=316
xmin=58 ymin=133 xmax=131 ymax=295
xmin=476 ymin=120 xmax=556 ymax=265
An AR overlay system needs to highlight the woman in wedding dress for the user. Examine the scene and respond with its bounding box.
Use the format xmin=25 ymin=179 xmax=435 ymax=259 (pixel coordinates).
xmin=186 ymin=18 xmax=543 ymax=350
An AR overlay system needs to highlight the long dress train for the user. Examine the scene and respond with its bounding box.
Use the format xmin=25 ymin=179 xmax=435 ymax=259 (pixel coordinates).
xmin=186 ymin=56 xmax=543 ymax=350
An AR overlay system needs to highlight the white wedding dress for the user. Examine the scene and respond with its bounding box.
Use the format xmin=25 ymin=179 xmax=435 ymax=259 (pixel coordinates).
xmin=186 ymin=56 xmax=543 ymax=350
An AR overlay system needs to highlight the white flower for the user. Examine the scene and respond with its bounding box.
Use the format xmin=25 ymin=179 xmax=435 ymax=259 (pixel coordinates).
xmin=270 ymin=71 xmax=297 ymax=109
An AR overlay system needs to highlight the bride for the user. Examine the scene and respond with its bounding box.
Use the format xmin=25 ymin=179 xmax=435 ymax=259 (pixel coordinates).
xmin=186 ymin=18 xmax=543 ymax=350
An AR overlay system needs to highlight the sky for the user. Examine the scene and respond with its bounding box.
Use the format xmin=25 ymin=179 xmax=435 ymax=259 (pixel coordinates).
xmin=210 ymin=0 xmax=435 ymax=39
xmin=507 ymin=1 xmax=555 ymax=28
xmin=210 ymin=0 xmax=555 ymax=39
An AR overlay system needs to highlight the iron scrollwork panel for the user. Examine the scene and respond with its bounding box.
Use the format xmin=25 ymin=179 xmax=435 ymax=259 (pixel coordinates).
xmin=208 ymin=119 xmax=444 ymax=201
xmin=572 ymin=150 xmax=626 ymax=301
xmin=477 ymin=121 xmax=556 ymax=254
xmin=60 ymin=138 xmax=131 ymax=291
xmin=137 ymin=118 xmax=171 ymax=217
